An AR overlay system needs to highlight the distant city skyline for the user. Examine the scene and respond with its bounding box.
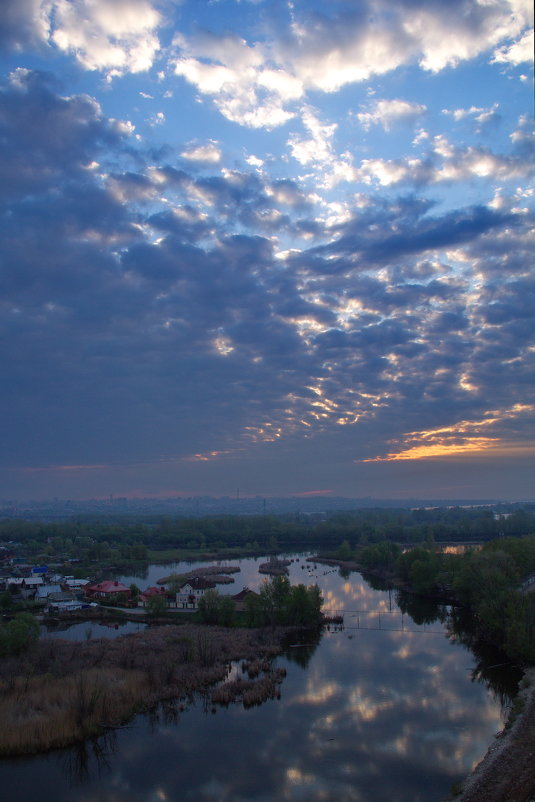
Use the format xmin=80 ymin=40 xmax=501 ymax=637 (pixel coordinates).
xmin=0 ymin=0 xmax=534 ymax=501
xmin=2 ymin=493 xmax=531 ymax=524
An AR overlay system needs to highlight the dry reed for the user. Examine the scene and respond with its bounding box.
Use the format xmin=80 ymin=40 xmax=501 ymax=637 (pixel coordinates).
xmin=0 ymin=623 xmax=290 ymax=755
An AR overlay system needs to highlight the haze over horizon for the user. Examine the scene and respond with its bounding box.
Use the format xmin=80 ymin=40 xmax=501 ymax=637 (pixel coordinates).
xmin=1 ymin=0 xmax=534 ymax=502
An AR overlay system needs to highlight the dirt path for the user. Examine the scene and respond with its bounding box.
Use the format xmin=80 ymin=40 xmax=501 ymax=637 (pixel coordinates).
xmin=453 ymin=668 xmax=535 ymax=802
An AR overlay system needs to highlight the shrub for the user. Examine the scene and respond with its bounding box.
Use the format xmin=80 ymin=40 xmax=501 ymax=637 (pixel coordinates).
xmin=0 ymin=613 xmax=40 ymax=657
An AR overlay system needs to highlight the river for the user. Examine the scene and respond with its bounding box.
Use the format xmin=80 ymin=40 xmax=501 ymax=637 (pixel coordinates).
xmin=0 ymin=554 xmax=519 ymax=802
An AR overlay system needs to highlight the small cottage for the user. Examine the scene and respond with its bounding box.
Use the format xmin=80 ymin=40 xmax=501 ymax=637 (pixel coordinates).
xmin=231 ymin=587 xmax=260 ymax=612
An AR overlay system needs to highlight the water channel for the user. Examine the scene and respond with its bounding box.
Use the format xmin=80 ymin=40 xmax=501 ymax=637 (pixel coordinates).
xmin=0 ymin=554 xmax=519 ymax=802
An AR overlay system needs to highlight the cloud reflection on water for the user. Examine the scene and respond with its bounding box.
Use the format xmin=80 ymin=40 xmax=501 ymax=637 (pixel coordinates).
xmin=0 ymin=558 xmax=509 ymax=802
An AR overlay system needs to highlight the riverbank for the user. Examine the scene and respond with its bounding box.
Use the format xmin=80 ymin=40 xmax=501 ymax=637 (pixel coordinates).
xmin=0 ymin=623 xmax=292 ymax=756
xmin=452 ymin=668 xmax=535 ymax=802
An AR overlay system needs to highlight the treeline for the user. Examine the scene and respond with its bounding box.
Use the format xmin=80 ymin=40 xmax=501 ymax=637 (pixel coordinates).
xmin=346 ymin=535 xmax=535 ymax=664
xmin=1 ymin=506 xmax=534 ymax=561
xmin=0 ymin=518 xmax=149 ymax=566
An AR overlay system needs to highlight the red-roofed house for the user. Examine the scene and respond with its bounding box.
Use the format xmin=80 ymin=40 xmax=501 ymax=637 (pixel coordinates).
xmin=139 ymin=586 xmax=168 ymax=607
xmin=85 ymin=580 xmax=131 ymax=602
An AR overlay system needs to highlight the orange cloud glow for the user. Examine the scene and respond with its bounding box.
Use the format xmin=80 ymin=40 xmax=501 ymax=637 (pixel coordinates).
xmin=363 ymin=437 xmax=499 ymax=462
xmin=182 ymin=449 xmax=238 ymax=462
xmin=362 ymin=403 xmax=535 ymax=463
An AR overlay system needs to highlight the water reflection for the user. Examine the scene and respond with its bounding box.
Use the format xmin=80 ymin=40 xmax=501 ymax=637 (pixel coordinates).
xmin=284 ymin=632 xmax=321 ymax=669
xmin=446 ymin=607 xmax=522 ymax=707
xmin=396 ymin=591 xmax=448 ymax=626
xmin=41 ymin=619 xmax=146 ymax=641
xmin=0 ymin=555 xmax=516 ymax=802
xmin=60 ymin=732 xmax=117 ymax=786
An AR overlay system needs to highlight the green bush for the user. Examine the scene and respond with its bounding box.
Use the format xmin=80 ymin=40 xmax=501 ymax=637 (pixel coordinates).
xmin=0 ymin=613 xmax=40 ymax=656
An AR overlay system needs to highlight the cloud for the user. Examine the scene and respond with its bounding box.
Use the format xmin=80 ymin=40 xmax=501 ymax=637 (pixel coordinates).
xmin=0 ymin=69 xmax=129 ymax=201
xmin=287 ymin=107 xmax=357 ymax=188
xmin=288 ymin=107 xmax=337 ymax=166
xmin=278 ymin=0 xmax=532 ymax=85
xmin=0 ymin=65 xmax=533 ymax=490
xmin=180 ymin=140 xmax=222 ymax=164
xmin=493 ymin=28 xmax=534 ymax=65
xmin=357 ymin=99 xmax=427 ymax=131
xmin=168 ymin=1 xmax=533 ymax=129
xmin=442 ymin=103 xmax=501 ymax=133
xmin=52 ymin=0 xmax=161 ymax=74
xmin=0 ymin=0 xmax=50 ymax=51
xmin=354 ymin=139 xmax=534 ymax=187
xmin=0 ymin=0 xmax=161 ymax=75
xmin=363 ymin=404 xmax=535 ymax=462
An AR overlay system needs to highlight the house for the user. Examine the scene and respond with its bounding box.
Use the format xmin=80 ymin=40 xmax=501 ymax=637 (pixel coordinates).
xmin=231 ymin=587 xmax=260 ymax=612
xmin=85 ymin=580 xmax=131 ymax=602
xmin=47 ymin=591 xmax=83 ymax=613
xmin=36 ymin=583 xmax=62 ymax=600
xmin=7 ymin=576 xmax=43 ymax=599
xmin=176 ymin=577 xmax=216 ymax=609
xmin=63 ymin=578 xmax=91 ymax=591
xmin=139 ymin=586 xmax=168 ymax=607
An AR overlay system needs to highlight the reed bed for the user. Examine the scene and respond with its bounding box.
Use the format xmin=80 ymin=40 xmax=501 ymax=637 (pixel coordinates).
xmin=0 ymin=668 xmax=147 ymax=755
xmin=157 ymin=565 xmax=240 ymax=584
xmin=259 ymin=558 xmax=291 ymax=576
xmin=187 ymin=566 xmax=241 ymax=575
xmin=0 ymin=624 xmax=289 ymax=755
xmin=211 ymin=666 xmax=287 ymax=708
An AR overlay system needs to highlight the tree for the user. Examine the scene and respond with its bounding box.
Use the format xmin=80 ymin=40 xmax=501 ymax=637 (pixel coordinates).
xmin=336 ymin=540 xmax=353 ymax=561
xmin=146 ymin=594 xmax=167 ymax=616
xmin=250 ymin=577 xmax=323 ymax=627
xmin=198 ymin=590 xmax=235 ymax=626
xmin=287 ymin=583 xmax=323 ymax=626
xmin=360 ymin=540 xmax=401 ymax=570
xmin=0 ymin=613 xmax=40 ymax=656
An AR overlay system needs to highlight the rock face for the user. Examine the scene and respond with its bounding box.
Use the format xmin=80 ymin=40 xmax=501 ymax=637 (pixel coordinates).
xmin=455 ymin=668 xmax=535 ymax=802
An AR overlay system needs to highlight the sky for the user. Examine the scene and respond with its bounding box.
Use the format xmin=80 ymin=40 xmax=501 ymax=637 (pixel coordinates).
xmin=0 ymin=0 xmax=534 ymax=503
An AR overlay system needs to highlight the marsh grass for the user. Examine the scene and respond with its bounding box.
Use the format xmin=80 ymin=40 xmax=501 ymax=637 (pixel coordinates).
xmin=211 ymin=657 xmax=287 ymax=708
xmin=0 ymin=668 xmax=147 ymax=754
xmin=0 ymin=623 xmax=290 ymax=755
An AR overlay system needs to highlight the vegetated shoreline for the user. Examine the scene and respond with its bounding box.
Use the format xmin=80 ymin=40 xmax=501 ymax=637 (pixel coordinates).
xmin=0 ymin=622 xmax=297 ymax=757
xmin=309 ymin=555 xmax=456 ymax=602
xmin=313 ymin=556 xmax=535 ymax=802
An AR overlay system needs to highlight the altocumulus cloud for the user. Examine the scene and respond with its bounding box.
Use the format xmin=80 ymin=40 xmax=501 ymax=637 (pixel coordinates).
xmin=0 ymin=0 xmax=533 ymax=499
